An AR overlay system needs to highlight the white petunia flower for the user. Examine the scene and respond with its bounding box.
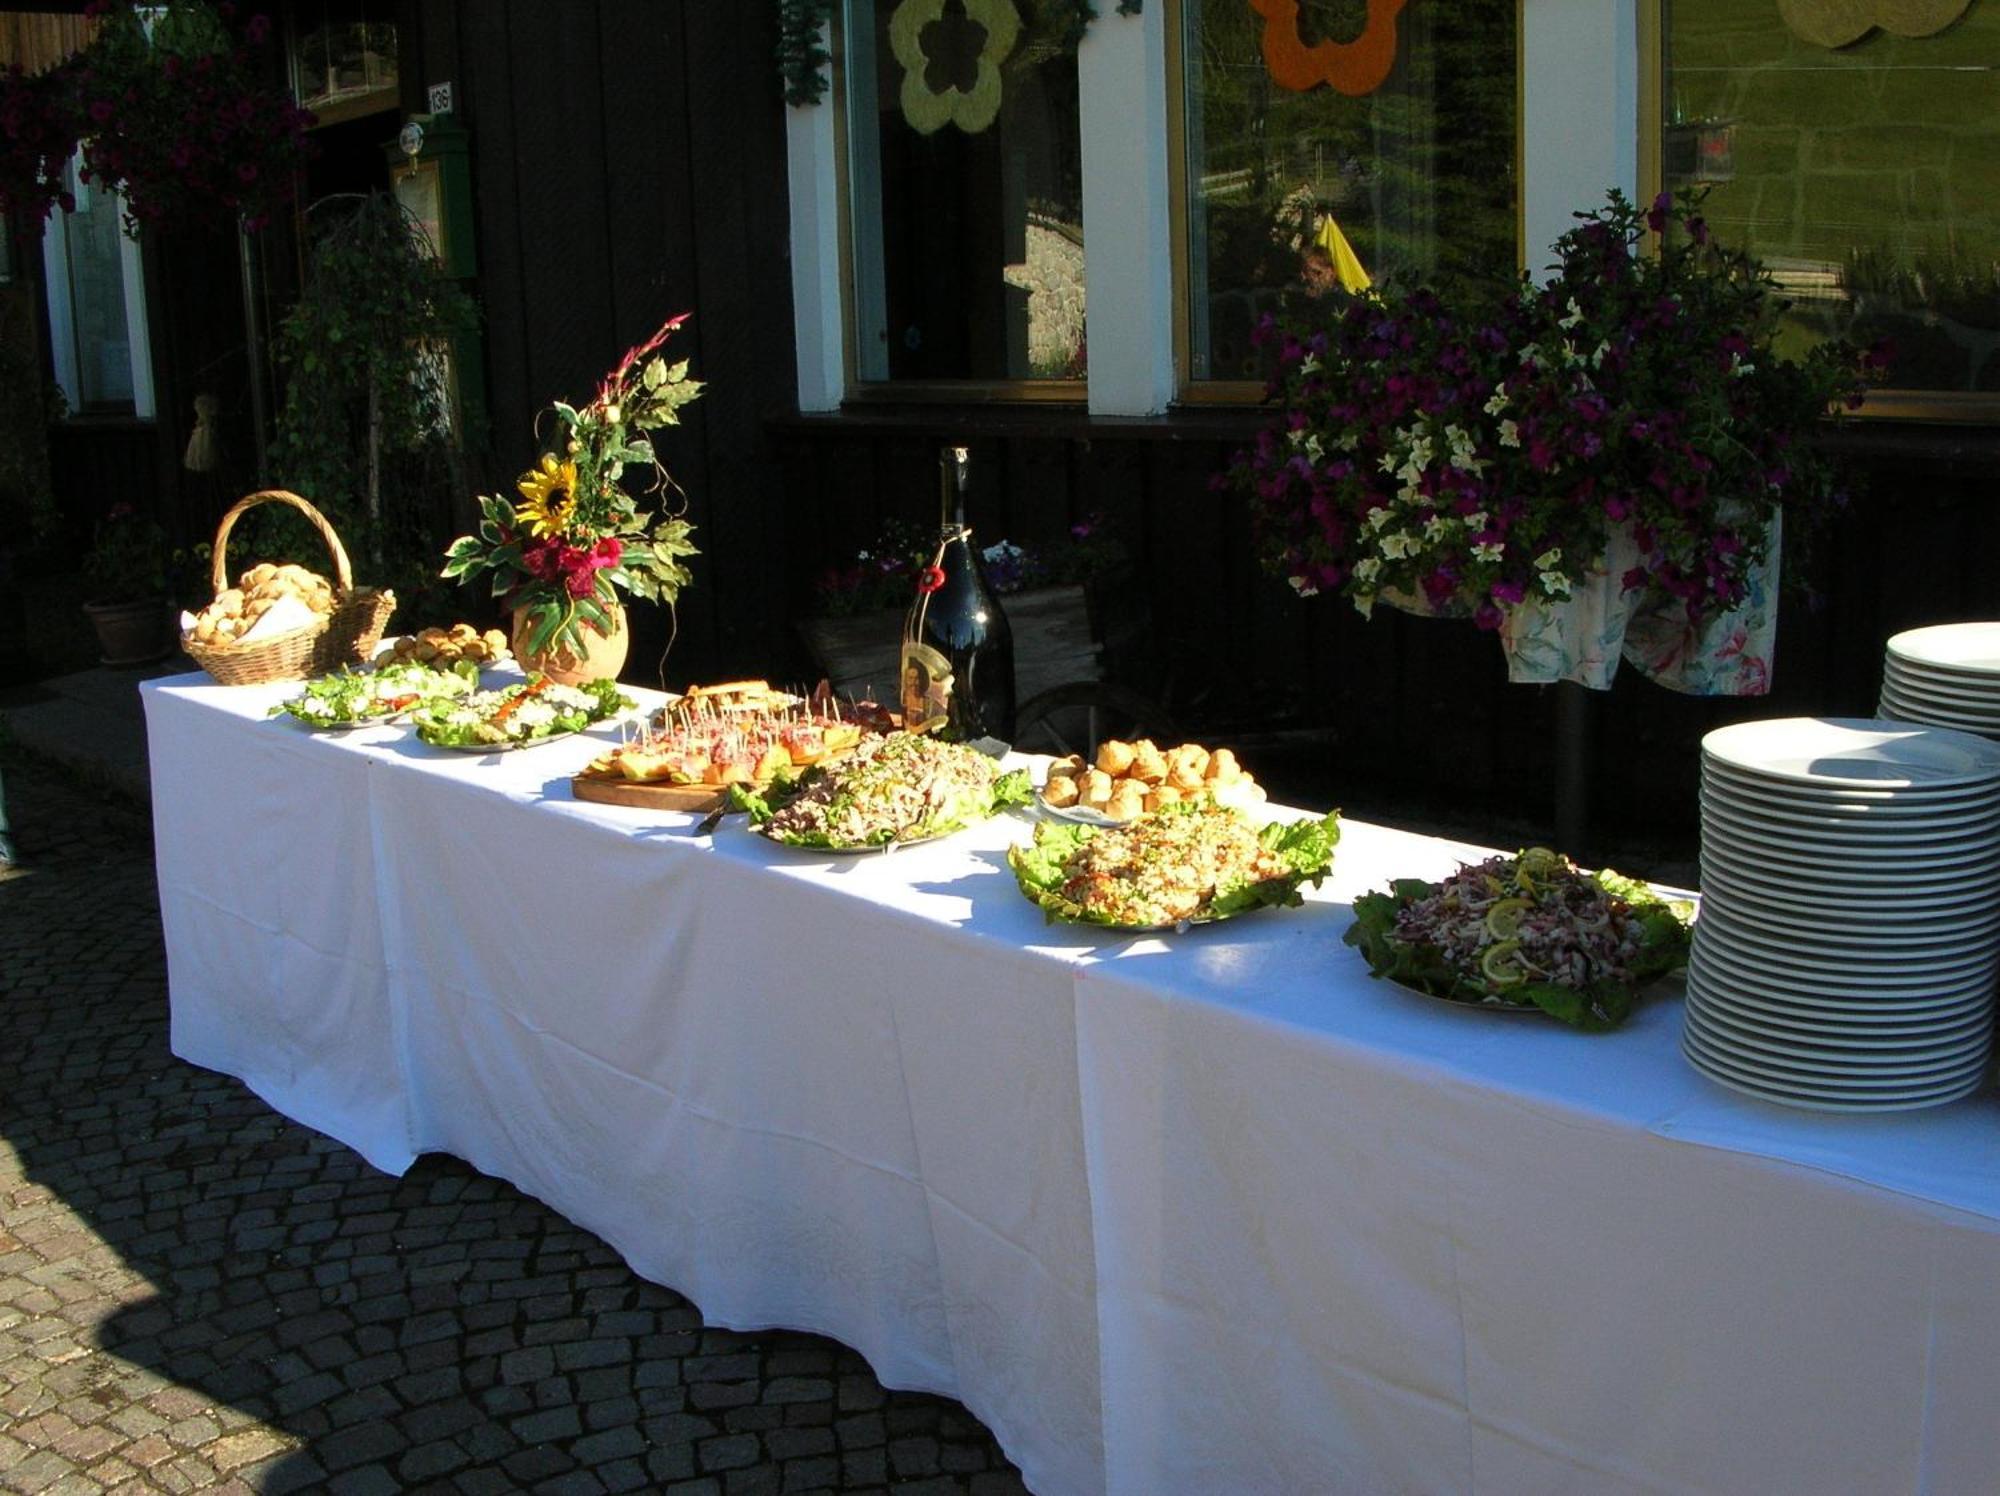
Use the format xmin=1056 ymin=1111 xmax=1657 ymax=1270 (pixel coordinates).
xmin=1534 ymin=547 xmax=1563 ymax=571
xmin=1352 ymin=557 xmax=1382 ymax=585
xmin=1471 ymin=541 xmax=1505 ymax=563
xmin=1288 ymin=575 xmax=1319 ymax=598
xmin=1482 ymin=384 xmax=1509 ymax=416
xmin=1498 ymin=419 xmax=1521 ymax=448
xmin=1541 ymin=572 xmax=1573 ymax=597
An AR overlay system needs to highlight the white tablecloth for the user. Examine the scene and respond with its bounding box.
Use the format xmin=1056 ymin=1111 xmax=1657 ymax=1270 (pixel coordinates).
xmin=144 ymin=673 xmax=2000 ymax=1496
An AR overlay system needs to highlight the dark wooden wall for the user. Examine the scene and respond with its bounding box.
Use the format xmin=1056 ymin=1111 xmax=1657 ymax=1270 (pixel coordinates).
xmin=406 ymin=0 xmax=800 ymax=687
xmin=774 ymin=411 xmax=2000 ymax=841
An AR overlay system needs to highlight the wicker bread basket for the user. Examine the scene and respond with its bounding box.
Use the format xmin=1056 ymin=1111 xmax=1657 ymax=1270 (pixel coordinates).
xmin=182 ymin=490 xmax=397 ymax=686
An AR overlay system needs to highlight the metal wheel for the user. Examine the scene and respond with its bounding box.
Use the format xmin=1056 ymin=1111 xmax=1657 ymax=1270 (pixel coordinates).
xmin=1013 ymin=682 xmax=1178 ymax=761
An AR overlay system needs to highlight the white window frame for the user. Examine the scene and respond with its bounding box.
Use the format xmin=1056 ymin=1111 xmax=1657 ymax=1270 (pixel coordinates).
xmin=40 ymin=163 xmax=156 ymax=420
xmin=785 ymin=0 xmax=1642 ymax=417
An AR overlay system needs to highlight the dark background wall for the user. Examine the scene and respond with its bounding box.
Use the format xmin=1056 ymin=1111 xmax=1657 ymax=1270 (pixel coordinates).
xmin=774 ymin=411 xmax=2000 ymax=843
xmin=405 ymin=0 xmax=802 ymax=687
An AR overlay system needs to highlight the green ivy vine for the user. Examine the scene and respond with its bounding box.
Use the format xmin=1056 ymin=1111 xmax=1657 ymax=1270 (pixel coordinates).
xmin=256 ymin=193 xmax=481 ymax=625
xmin=777 ymin=0 xmax=1141 ymax=107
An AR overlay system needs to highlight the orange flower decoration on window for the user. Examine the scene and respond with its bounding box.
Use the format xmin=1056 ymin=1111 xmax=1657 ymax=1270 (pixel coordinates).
xmin=1249 ymin=0 xmax=1409 ymax=97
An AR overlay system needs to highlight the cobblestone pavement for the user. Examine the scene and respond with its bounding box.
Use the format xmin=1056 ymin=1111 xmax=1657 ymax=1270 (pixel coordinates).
xmin=0 ymin=755 xmax=1029 ymax=1495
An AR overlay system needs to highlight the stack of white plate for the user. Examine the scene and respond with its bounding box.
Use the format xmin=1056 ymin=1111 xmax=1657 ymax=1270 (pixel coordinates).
xmin=1688 ymin=717 xmax=2000 ymax=1112
xmin=1880 ymin=622 xmax=2000 ymax=737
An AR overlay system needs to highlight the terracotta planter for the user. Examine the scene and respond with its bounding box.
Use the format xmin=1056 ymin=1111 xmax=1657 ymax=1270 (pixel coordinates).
xmin=511 ymin=602 xmax=630 ymax=686
xmin=84 ymin=598 xmax=175 ymax=667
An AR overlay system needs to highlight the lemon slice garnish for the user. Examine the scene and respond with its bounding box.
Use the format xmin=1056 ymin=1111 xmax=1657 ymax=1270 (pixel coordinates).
xmin=1484 ymin=897 xmax=1531 ymax=941
xmin=1480 ymin=940 xmax=1528 ymax=988
xmin=1517 ymin=847 xmax=1565 ymax=879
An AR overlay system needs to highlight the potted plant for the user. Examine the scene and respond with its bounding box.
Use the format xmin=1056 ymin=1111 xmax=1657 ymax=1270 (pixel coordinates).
xmin=82 ymin=503 xmax=175 ymax=665
xmin=1226 ymin=187 xmax=1881 ymax=695
xmin=0 ymin=1 xmax=312 ymax=233
xmin=442 ymin=315 xmax=703 ymax=685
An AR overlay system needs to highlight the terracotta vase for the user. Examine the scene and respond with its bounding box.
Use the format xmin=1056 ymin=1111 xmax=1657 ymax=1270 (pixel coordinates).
xmin=84 ymin=598 xmax=175 ymax=667
xmin=510 ymin=601 xmax=629 ymax=686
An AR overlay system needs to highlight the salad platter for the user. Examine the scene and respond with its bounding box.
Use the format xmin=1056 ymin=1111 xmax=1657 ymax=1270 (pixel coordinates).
xmin=738 ymin=731 xmax=1032 ymax=852
xmin=412 ymin=676 xmax=631 ymax=751
xmin=1008 ymin=799 xmax=1340 ymax=931
xmin=1345 ymin=847 xmax=1692 ymax=1030
xmin=270 ymin=659 xmax=479 ymax=730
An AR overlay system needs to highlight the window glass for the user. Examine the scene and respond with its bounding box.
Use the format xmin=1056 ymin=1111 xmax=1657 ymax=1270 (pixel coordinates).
xmin=1663 ymin=0 xmax=2000 ymax=394
xmin=1182 ymin=0 xmax=1519 ymax=382
xmin=62 ymin=176 xmax=136 ymax=411
xmin=843 ymin=0 xmax=1086 ymax=384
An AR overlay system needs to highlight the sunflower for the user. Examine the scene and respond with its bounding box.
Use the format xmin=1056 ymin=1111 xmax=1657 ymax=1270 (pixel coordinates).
xmin=514 ymin=456 xmax=579 ymax=538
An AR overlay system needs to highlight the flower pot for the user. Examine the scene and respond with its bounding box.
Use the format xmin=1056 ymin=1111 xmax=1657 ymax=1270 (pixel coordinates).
xmin=1497 ymin=526 xmax=1642 ymax=690
xmin=84 ymin=598 xmax=176 ymax=667
xmin=511 ymin=601 xmax=629 ymax=686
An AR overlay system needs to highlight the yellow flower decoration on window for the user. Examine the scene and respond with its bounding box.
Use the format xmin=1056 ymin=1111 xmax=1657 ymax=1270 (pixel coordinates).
xmin=514 ymin=455 xmax=579 ymax=538
xmin=888 ymin=0 xmax=1021 ymax=137
xmin=1776 ymin=0 xmax=1971 ymax=48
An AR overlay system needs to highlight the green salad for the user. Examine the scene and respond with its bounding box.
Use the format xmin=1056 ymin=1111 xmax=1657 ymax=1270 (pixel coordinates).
xmin=736 ymin=731 xmax=1032 ymax=849
xmin=1009 ymin=799 xmax=1341 ymax=929
xmin=1344 ymin=847 xmax=1693 ymax=1031
xmin=411 ymin=675 xmax=631 ymax=750
xmin=270 ymin=660 xmax=478 ymax=729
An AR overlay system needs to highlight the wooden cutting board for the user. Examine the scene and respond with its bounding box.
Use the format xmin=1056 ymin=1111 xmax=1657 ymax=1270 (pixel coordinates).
xmin=570 ymin=775 xmax=730 ymax=813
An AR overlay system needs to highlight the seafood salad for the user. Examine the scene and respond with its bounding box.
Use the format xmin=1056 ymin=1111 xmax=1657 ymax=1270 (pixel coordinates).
xmin=1010 ymin=799 xmax=1341 ymax=929
xmin=746 ymin=732 xmax=1032 ymax=848
xmin=1345 ymin=847 xmax=1692 ymax=1030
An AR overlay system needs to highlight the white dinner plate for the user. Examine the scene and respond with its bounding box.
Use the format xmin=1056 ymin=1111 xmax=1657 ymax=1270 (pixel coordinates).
xmin=1886 ymin=622 xmax=2000 ymax=675
xmin=1702 ymin=717 xmax=2000 ymax=793
xmin=1694 ymin=888 xmax=2000 ymax=945
xmin=1697 ymin=793 xmax=2000 ymax=850
xmin=1875 ymin=692 xmax=2000 ymax=731
xmin=1701 ymin=759 xmax=2000 ymax=812
xmin=1691 ymin=908 xmax=2000 ymax=973
xmin=1695 ymin=857 xmax=2000 ymax=906
xmin=1681 ymin=1014 xmax=1992 ymax=1086
xmin=1700 ymin=775 xmax=2000 ymax=824
xmin=1689 ymin=943 xmax=1999 ymax=1009
xmin=1695 ymin=866 xmax=2000 ymax=918
xmin=1689 ymin=955 xmax=1998 ymax=1025
xmin=1686 ymin=981 xmax=1994 ymax=1045
xmin=1696 ymin=824 xmax=1999 ymax=882
xmin=1680 ymin=1049 xmax=1988 ymax=1111
xmin=1683 ymin=1014 xmax=1992 ymax=1084
xmin=1880 ymin=670 xmax=2000 ymax=709
xmin=1681 ymin=1030 xmax=1991 ymax=1111
xmin=1690 ymin=931 xmax=2000 ymax=995
xmin=1685 ymin=996 xmax=1993 ymax=1072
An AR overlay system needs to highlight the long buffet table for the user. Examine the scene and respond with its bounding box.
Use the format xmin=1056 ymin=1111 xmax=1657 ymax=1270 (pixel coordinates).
xmin=144 ymin=672 xmax=2000 ymax=1496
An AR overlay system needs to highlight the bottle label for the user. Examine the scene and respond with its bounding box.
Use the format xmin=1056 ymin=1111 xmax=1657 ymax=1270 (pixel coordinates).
xmin=899 ymin=639 xmax=953 ymax=735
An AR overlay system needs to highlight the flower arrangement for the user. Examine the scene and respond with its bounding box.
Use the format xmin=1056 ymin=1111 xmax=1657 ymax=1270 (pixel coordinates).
xmin=82 ymin=503 xmax=168 ymax=604
xmin=0 ymin=2 xmax=313 ymax=233
xmin=811 ymin=513 xmax=1124 ymax=617
xmin=442 ymin=315 xmax=704 ymax=656
xmin=1227 ymin=188 xmax=1880 ymax=632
